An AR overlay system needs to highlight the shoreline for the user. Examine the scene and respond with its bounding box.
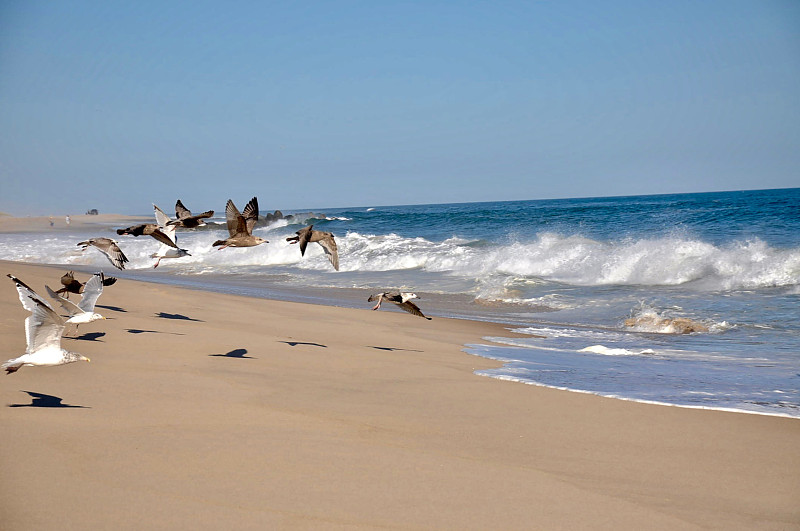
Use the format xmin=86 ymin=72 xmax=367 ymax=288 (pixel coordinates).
xmin=0 ymin=210 xmax=796 ymax=420
xmin=0 ymin=213 xmax=150 ymax=233
xmin=1 ymin=260 xmax=798 ymax=529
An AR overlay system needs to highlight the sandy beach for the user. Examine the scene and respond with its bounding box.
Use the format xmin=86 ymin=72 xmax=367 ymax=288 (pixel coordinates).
xmin=0 ymin=238 xmax=798 ymax=528
xmin=0 ymin=213 xmax=150 ymax=234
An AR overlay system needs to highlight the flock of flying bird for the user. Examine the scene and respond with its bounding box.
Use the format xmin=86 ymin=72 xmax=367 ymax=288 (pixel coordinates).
xmin=3 ymin=198 xmax=431 ymax=374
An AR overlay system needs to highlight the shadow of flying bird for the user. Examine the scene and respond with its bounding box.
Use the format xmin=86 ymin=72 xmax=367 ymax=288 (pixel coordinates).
xmin=209 ymin=348 xmax=254 ymax=358
xmin=9 ymin=391 xmax=88 ymax=408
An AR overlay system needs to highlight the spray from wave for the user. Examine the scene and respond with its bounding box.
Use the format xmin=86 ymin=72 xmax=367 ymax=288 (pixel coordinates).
xmin=1 ymin=228 xmax=797 ymax=295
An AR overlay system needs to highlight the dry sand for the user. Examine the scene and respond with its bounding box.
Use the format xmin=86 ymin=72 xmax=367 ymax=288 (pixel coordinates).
xmin=0 ymin=260 xmax=798 ymax=530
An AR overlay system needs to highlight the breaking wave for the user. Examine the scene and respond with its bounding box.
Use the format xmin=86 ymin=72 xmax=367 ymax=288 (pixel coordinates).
xmin=0 ymin=229 xmax=797 ymax=294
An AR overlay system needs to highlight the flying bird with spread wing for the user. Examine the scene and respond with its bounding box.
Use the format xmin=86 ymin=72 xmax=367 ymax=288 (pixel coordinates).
xmin=56 ymin=270 xmax=116 ymax=298
xmin=212 ymin=197 xmax=268 ymax=249
xmin=46 ymin=272 xmax=107 ymax=333
xmin=150 ymin=204 xmax=191 ymax=268
xmin=168 ymin=199 xmax=214 ymax=229
xmin=286 ymin=224 xmax=340 ymax=271
xmin=77 ymin=238 xmax=129 ymax=270
xmin=367 ymin=292 xmax=431 ymax=320
xmin=3 ymin=275 xmax=90 ymax=374
xmin=115 ymin=221 xmax=180 ymax=249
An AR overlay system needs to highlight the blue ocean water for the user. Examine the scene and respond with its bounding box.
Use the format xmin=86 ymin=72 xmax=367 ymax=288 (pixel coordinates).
xmin=2 ymin=188 xmax=799 ymax=417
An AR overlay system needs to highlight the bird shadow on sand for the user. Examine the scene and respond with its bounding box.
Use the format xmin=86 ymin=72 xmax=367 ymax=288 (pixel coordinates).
xmin=66 ymin=332 xmax=106 ymax=342
xmin=279 ymin=341 xmax=327 ymax=348
xmin=96 ymin=304 xmax=127 ymax=313
xmin=9 ymin=391 xmax=89 ymax=408
xmin=209 ymin=348 xmax=255 ymax=359
xmin=126 ymin=328 xmax=186 ymax=336
xmin=369 ymin=346 xmax=424 ymax=353
xmin=156 ymin=312 xmax=204 ymax=322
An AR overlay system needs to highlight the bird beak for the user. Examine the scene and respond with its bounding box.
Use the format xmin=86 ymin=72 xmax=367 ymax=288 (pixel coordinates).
xmin=86 ymin=358 xmax=91 ymax=363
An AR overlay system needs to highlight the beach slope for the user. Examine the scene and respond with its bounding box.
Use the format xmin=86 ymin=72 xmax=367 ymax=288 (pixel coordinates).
xmin=1 ymin=261 xmax=798 ymax=530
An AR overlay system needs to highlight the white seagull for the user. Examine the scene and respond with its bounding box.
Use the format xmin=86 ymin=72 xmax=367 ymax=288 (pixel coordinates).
xmin=46 ymin=272 xmax=107 ymax=332
xmin=150 ymin=204 xmax=191 ymax=268
xmin=3 ymin=274 xmax=90 ymax=374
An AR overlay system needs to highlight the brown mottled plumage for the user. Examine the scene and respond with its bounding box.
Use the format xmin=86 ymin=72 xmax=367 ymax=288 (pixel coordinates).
xmin=212 ymin=197 xmax=267 ymax=249
xmin=76 ymin=238 xmax=129 ymax=270
xmin=367 ymin=292 xmax=431 ymax=320
xmin=286 ymin=224 xmax=339 ymax=271
xmin=168 ymin=199 xmax=214 ymax=229
xmin=116 ymin=223 xmax=179 ymax=249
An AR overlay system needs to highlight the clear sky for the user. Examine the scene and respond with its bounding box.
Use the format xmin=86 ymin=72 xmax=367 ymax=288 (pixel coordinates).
xmin=1 ymin=1 xmax=798 ymax=216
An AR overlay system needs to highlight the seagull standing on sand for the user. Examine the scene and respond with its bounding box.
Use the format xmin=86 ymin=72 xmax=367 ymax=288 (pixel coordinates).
xmin=286 ymin=225 xmax=340 ymax=271
xmin=168 ymin=199 xmax=214 ymax=229
xmin=56 ymin=270 xmax=117 ymax=298
xmin=77 ymin=238 xmax=129 ymax=270
xmin=212 ymin=197 xmax=268 ymax=249
xmin=150 ymin=204 xmax=191 ymax=267
xmin=46 ymin=272 xmax=107 ymax=333
xmin=368 ymin=292 xmax=431 ymax=320
xmin=3 ymin=275 xmax=90 ymax=374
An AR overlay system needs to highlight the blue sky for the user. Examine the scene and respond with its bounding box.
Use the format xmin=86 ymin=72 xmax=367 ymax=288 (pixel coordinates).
xmin=1 ymin=1 xmax=798 ymax=215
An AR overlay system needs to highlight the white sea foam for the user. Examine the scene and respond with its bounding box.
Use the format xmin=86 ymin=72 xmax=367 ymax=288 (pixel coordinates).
xmin=579 ymin=345 xmax=652 ymax=356
xmin=330 ymin=231 xmax=800 ymax=292
xmin=0 ymin=229 xmax=797 ymax=292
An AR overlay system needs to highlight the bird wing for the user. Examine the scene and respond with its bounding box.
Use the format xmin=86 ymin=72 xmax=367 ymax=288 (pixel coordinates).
xmin=191 ymin=210 xmax=214 ymax=221
xmin=7 ymin=274 xmax=54 ymax=313
xmin=77 ymin=273 xmax=104 ymax=312
xmin=60 ymin=271 xmax=75 ymax=287
xmin=175 ymin=199 xmax=192 ymax=219
xmin=398 ymin=300 xmax=430 ymax=319
xmin=98 ymin=240 xmax=129 ymax=270
xmin=242 ymin=197 xmax=259 ymax=235
xmin=117 ymin=224 xmax=148 ymax=236
xmin=153 ymin=205 xmax=180 ymax=246
xmin=153 ymin=204 xmax=172 ymax=228
xmin=317 ymin=234 xmax=339 ymax=271
xmin=224 ymin=199 xmax=244 ymax=236
xmin=46 ymin=284 xmax=82 ymax=316
xmin=296 ymin=226 xmax=312 ymax=256
xmin=149 ymin=228 xmax=179 ymax=248
xmin=26 ymin=295 xmax=65 ymax=353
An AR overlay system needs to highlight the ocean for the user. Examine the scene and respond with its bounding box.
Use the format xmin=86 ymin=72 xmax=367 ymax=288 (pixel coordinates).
xmin=2 ymin=188 xmax=799 ymax=418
